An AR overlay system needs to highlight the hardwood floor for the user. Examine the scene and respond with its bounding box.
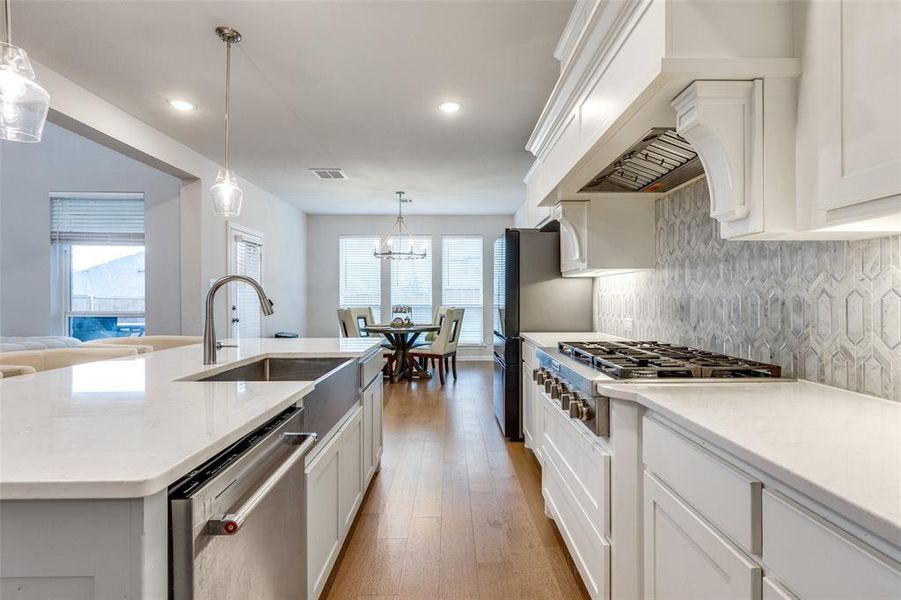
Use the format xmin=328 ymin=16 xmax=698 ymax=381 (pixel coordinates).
xmin=322 ymin=362 xmax=590 ymax=600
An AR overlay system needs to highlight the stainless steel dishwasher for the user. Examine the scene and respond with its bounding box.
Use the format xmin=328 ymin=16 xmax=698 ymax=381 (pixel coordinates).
xmin=169 ymin=406 xmax=316 ymax=599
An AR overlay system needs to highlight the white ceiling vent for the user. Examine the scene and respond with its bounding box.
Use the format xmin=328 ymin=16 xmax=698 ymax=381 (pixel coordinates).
xmin=309 ymin=168 xmax=348 ymax=180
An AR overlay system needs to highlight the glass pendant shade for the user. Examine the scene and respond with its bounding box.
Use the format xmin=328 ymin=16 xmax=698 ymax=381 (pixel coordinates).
xmin=0 ymin=42 xmax=49 ymax=143
xmin=210 ymin=168 xmax=244 ymax=217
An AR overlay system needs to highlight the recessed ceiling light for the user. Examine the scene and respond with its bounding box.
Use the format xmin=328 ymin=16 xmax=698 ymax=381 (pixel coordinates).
xmin=168 ymin=99 xmax=195 ymax=111
xmin=438 ymin=101 xmax=462 ymax=114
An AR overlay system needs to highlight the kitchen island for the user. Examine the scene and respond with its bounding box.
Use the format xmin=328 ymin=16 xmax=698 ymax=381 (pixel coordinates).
xmin=0 ymin=337 xmax=382 ymax=600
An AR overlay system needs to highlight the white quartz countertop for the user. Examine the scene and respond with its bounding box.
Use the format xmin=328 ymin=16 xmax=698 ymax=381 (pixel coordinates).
xmin=0 ymin=338 xmax=382 ymax=500
xmin=598 ymin=380 xmax=901 ymax=544
xmin=521 ymin=331 xmax=626 ymax=348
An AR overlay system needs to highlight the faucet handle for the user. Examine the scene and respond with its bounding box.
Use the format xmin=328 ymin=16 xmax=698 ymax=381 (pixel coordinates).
xmin=216 ymin=341 xmax=238 ymax=350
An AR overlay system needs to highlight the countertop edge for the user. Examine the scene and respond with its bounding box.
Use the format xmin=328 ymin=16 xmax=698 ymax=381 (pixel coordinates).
xmin=0 ymin=381 xmax=317 ymax=501
xmin=598 ymin=383 xmax=901 ymax=548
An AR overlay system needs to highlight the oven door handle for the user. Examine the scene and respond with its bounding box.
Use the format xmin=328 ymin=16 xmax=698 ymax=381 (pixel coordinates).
xmin=207 ymin=432 xmax=317 ymax=536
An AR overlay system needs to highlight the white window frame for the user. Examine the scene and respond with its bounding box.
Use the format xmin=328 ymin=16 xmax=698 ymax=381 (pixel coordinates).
xmin=53 ymin=193 xmax=146 ymax=338
xmin=58 ymin=246 xmax=148 ymax=336
xmin=441 ymin=234 xmax=485 ymax=346
xmin=227 ymin=222 xmax=264 ymax=339
xmin=390 ymin=235 xmax=433 ymax=326
xmin=338 ymin=234 xmax=385 ymax=324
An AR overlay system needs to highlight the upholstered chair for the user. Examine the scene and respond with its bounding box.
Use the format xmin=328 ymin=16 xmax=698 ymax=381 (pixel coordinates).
xmin=83 ymin=335 xmax=202 ymax=352
xmin=408 ymin=307 xmax=464 ymax=385
xmin=0 ymin=347 xmax=139 ymax=372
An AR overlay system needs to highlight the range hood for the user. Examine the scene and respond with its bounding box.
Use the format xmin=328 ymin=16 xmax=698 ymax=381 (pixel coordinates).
xmin=578 ymin=128 xmax=703 ymax=194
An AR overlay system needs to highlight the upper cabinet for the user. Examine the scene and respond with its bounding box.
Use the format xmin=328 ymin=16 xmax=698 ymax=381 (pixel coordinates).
xmin=795 ymin=0 xmax=901 ymax=232
xmin=557 ymin=199 xmax=655 ymax=277
xmin=522 ymin=0 xmax=901 ymax=239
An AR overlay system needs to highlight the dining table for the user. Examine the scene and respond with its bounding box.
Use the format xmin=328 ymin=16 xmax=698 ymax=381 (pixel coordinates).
xmin=362 ymin=323 xmax=440 ymax=383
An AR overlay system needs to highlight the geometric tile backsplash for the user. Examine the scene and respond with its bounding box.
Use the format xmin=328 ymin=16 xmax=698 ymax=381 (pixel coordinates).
xmin=594 ymin=178 xmax=901 ymax=401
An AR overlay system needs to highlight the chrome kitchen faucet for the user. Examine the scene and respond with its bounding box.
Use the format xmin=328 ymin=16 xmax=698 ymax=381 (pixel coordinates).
xmin=203 ymin=275 xmax=274 ymax=364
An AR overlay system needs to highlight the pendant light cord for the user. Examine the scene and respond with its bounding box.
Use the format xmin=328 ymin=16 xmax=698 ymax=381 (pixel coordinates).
xmin=4 ymin=0 xmax=12 ymax=45
xmin=224 ymin=39 xmax=231 ymax=171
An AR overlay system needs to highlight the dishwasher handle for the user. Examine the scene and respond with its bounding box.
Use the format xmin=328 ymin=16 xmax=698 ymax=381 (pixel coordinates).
xmin=207 ymin=432 xmax=317 ymax=536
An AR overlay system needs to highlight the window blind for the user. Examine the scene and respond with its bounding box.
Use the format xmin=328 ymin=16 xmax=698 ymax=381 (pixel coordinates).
xmin=442 ymin=236 xmax=484 ymax=345
xmin=50 ymin=196 xmax=145 ymax=245
xmin=493 ymin=236 xmax=506 ymax=335
xmin=234 ymin=235 xmax=263 ymax=339
xmin=339 ymin=236 xmax=382 ymax=321
xmin=390 ymin=236 xmax=432 ymax=324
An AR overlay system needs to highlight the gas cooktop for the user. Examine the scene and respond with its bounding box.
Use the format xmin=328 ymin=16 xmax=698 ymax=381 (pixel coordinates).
xmin=557 ymin=340 xmax=782 ymax=380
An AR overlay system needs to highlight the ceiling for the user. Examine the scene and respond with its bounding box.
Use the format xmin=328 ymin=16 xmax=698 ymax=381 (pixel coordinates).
xmin=15 ymin=1 xmax=573 ymax=215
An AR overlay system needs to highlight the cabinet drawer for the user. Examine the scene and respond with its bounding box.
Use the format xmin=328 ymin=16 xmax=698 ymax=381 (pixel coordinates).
xmin=543 ymin=451 xmax=610 ymax=600
xmin=643 ymin=416 xmax=761 ymax=553
xmin=542 ymin=391 xmax=610 ymax=538
xmin=360 ymin=350 xmax=384 ymax=389
xmin=522 ymin=341 xmax=539 ymax=369
xmin=762 ymin=490 xmax=901 ymax=599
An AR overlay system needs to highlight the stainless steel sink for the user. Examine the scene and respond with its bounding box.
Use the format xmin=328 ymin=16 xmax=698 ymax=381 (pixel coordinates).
xmin=191 ymin=356 xmax=352 ymax=382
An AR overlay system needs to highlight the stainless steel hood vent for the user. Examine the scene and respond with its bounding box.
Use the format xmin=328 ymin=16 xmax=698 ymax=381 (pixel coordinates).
xmin=579 ymin=127 xmax=703 ymax=194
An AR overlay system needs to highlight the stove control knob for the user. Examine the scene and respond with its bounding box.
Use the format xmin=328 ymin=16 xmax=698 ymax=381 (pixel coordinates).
xmin=550 ymin=382 xmax=562 ymax=400
xmin=532 ymin=368 xmax=543 ymax=383
xmin=559 ymin=392 xmax=574 ymax=409
xmin=568 ymin=398 xmax=591 ymax=421
xmin=544 ymin=377 xmax=556 ymax=394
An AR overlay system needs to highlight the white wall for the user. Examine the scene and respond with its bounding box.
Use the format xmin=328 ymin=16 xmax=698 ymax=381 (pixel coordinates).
xmin=23 ymin=61 xmax=308 ymax=338
xmin=0 ymin=123 xmax=181 ymax=336
xmin=306 ymin=214 xmax=512 ymax=357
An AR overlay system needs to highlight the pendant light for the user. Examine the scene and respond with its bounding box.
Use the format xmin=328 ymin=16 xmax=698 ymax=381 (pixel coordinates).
xmin=0 ymin=0 xmax=50 ymax=143
xmin=374 ymin=191 xmax=427 ymax=260
xmin=210 ymin=26 xmax=244 ymax=217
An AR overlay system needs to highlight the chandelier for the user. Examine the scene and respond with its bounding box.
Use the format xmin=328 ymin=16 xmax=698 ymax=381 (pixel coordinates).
xmin=374 ymin=191 xmax=426 ymax=260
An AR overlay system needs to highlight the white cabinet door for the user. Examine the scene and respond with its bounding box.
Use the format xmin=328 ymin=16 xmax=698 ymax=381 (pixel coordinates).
xmin=361 ymin=377 xmax=383 ymax=485
xmin=762 ymin=490 xmax=901 ymax=599
xmin=762 ymin=577 xmax=796 ymax=600
xmin=814 ymin=0 xmax=901 ymax=212
xmin=644 ymin=472 xmax=761 ymax=600
xmin=372 ymin=377 xmax=383 ymax=468
xmin=306 ymin=433 xmax=341 ymax=600
xmin=522 ymin=365 xmax=535 ymax=451
xmin=338 ymin=406 xmax=364 ymax=539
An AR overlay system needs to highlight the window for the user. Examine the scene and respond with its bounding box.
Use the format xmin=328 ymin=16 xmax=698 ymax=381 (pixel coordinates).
xmin=51 ymin=195 xmax=145 ymax=341
xmin=229 ymin=224 xmax=264 ymax=339
xmin=493 ymin=235 xmax=506 ymax=335
xmin=390 ymin=236 xmax=432 ymax=324
xmin=442 ymin=236 xmax=484 ymax=345
xmin=339 ymin=236 xmax=382 ymax=322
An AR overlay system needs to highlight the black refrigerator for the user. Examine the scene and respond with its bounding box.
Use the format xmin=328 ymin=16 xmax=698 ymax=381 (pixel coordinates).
xmin=492 ymin=224 xmax=594 ymax=440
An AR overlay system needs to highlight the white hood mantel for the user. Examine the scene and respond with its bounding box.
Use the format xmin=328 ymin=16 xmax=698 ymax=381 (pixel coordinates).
xmin=522 ymin=0 xmax=901 ymax=240
xmin=521 ymin=0 xmax=807 ymax=240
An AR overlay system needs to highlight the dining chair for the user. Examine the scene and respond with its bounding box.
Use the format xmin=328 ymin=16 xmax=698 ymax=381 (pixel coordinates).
xmin=337 ymin=307 xmax=378 ymax=337
xmin=424 ymin=305 xmax=450 ymax=343
xmin=83 ymin=335 xmax=202 ymax=352
xmin=408 ymin=307 xmax=464 ymax=385
xmin=338 ymin=307 xmax=396 ymax=379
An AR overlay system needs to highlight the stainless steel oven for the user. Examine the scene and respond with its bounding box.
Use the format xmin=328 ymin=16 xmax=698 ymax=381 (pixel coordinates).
xmin=169 ymin=407 xmax=316 ymax=599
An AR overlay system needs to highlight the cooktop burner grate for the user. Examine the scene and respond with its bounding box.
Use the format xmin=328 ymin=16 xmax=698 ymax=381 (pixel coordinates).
xmin=558 ymin=341 xmax=782 ymax=379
